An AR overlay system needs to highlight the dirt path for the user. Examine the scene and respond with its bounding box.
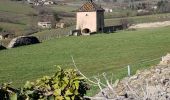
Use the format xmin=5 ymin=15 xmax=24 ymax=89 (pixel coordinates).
xmin=129 ymin=21 xmax=170 ymax=29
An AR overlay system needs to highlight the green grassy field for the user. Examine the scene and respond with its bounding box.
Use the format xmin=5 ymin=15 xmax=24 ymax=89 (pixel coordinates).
xmin=33 ymin=13 xmax=170 ymax=42
xmin=0 ymin=0 xmax=36 ymax=15
xmin=50 ymin=5 xmax=77 ymax=12
xmin=33 ymin=25 xmax=75 ymax=41
xmin=104 ymin=9 xmax=137 ymax=19
xmin=0 ymin=26 xmax=170 ymax=95
xmin=1 ymin=0 xmax=170 ymax=95
xmin=0 ymin=22 xmax=26 ymax=32
xmin=0 ymin=0 xmax=37 ymax=25
xmin=105 ymin=13 xmax=170 ymax=26
xmin=0 ymin=0 xmax=37 ymax=35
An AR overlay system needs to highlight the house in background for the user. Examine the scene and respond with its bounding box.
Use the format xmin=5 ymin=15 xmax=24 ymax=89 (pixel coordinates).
xmin=76 ymin=0 xmax=105 ymax=35
xmin=104 ymin=8 xmax=113 ymax=13
xmin=38 ymin=21 xmax=52 ymax=29
xmin=38 ymin=15 xmax=54 ymax=29
xmin=56 ymin=22 xmax=66 ymax=29
xmin=27 ymin=0 xmax=42 ymax=6
xmin=27 ymin=0 xmax=54 ymax=6
xmin=44 ymin=0 xmax=54 ymax=5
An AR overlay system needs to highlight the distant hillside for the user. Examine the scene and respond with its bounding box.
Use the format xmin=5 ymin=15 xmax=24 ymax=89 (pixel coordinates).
xmin=0 ymin=0 xmax=38 ymax=36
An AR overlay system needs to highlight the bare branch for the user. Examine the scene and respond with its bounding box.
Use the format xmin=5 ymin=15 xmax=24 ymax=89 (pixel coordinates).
xmin=71 ymin=55 xmax=98 ymax=85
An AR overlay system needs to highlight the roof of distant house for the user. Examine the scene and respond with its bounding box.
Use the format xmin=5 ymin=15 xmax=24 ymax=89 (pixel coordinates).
xmin=78 ymin=1 xmax=104 ymax=12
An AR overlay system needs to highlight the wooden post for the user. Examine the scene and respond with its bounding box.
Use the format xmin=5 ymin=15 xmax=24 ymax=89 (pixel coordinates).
xmin=128 ymin=65 xmax=131 ymax=77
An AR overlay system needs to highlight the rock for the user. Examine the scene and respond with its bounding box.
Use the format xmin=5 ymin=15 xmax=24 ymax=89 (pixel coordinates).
xmin=8 ymin=36 xmax=40 ymax=48
xmin=93 ymin=54 xmax=170 ymax=100
xmin=160 ymin=54 xmax=170 ymax=65
xmin=56 ymin=23 xmax=66 ymax=29
xmin=0 ymin=45 xmax=6 ymax=50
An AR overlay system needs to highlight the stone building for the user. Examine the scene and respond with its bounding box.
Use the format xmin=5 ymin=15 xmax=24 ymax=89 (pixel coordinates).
xmin=38 ymin=21 xmax=52 ymax=29
xmin=38 ymin=15 xmax=54 ymax=29
xmin=76 ymin=0 xmax=105 ymax=35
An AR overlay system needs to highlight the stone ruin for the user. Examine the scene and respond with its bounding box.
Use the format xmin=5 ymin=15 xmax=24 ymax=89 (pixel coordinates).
xmin=91 ymin=54 xmax=170 ymax=100
xmin=8 ymin=36 xmax=40 ymax=48
xmin=160 ymin=53 xmax=170 ymax=65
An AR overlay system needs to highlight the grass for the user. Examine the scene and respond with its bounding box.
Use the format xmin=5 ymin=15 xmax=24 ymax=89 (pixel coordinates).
xmin=0 ymin=11 xmax=30 ymax=25
xmin=0 ymin=26 xmax=170 ymax=95
xmin=105 ymin=13 xmax=170 ymax=26
xmin=33 ymin=13 xmax=170 ymax=42
xmin=0 ymin=0 xmax=36 ymax=15
xmin=0 ymin=0 xmax=170 ymax=95
xmin=104 ymin=9 xmax=137 ymax=19
xmin=33 ymin=26 xmax=75 ymax=41
xmin=0 ymin=0 xmax=38 ymax=36
xmin=50 ymin=5 xmax=77 ymax=12
xmin=0 ymin=22 xmax=26 ymax=31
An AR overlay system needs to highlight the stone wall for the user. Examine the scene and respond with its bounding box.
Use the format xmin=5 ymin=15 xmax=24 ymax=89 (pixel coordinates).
xmin=8 ymin=36 xmax=40 ymax=48
xmin=92 ymin=54 xmax=170 ymax=100
xmin=76 ymin=12 xmax=97 ymax=34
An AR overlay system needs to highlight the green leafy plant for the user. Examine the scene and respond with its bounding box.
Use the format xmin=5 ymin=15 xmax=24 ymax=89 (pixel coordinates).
xmin=0 ymin=83 xmax=18 ymax=100
xmin=0 ymin=67 xmax=90 ymax=100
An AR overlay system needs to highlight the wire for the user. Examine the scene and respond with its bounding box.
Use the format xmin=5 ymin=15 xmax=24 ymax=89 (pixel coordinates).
xmin=87 ymin=56 xmax=161 ymax=79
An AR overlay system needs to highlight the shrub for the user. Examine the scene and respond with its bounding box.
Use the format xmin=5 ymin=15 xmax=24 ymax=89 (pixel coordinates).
xmin=0 ymin=27 xmax=3 ymax=32
xmin=120 ymin=18 xmax=134 ymax=29
xmin=0 ymin=68 xmax=89 ymax=100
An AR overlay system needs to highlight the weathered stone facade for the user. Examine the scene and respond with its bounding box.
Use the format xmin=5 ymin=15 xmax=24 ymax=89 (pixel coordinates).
xmin=76 ymin=1 xmax=104 ymax=35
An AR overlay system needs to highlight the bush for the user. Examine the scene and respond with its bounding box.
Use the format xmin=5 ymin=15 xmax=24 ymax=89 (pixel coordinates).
xmin=0 ymin=27 xmax=3 ymax=32
xmin=0 ymin=68 xmax=89 ymax=100
xmin=120 ymin=18 xmax=134 ymax=29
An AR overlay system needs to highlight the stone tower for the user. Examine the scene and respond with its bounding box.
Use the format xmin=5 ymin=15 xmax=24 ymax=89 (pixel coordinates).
xmin=76 ymin=0 xmax=105 ymax=35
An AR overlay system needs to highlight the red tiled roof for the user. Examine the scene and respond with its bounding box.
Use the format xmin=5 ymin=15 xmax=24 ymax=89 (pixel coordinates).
xmin=78 ymin=1 xmax=104 ymax=12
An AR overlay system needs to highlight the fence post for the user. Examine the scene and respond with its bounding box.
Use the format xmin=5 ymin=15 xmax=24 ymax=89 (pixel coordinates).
xmin=161 ymin=56 xmax=163 ymax=62
xmin=128 ymin=65 xmax=131 ymax=77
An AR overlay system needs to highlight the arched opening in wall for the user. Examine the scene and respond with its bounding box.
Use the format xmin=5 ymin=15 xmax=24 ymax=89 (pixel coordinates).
xmin=82 ymin=28 xmax=90 ymax=34
xmin=99 ymin=28 xmax=102 ymax=32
